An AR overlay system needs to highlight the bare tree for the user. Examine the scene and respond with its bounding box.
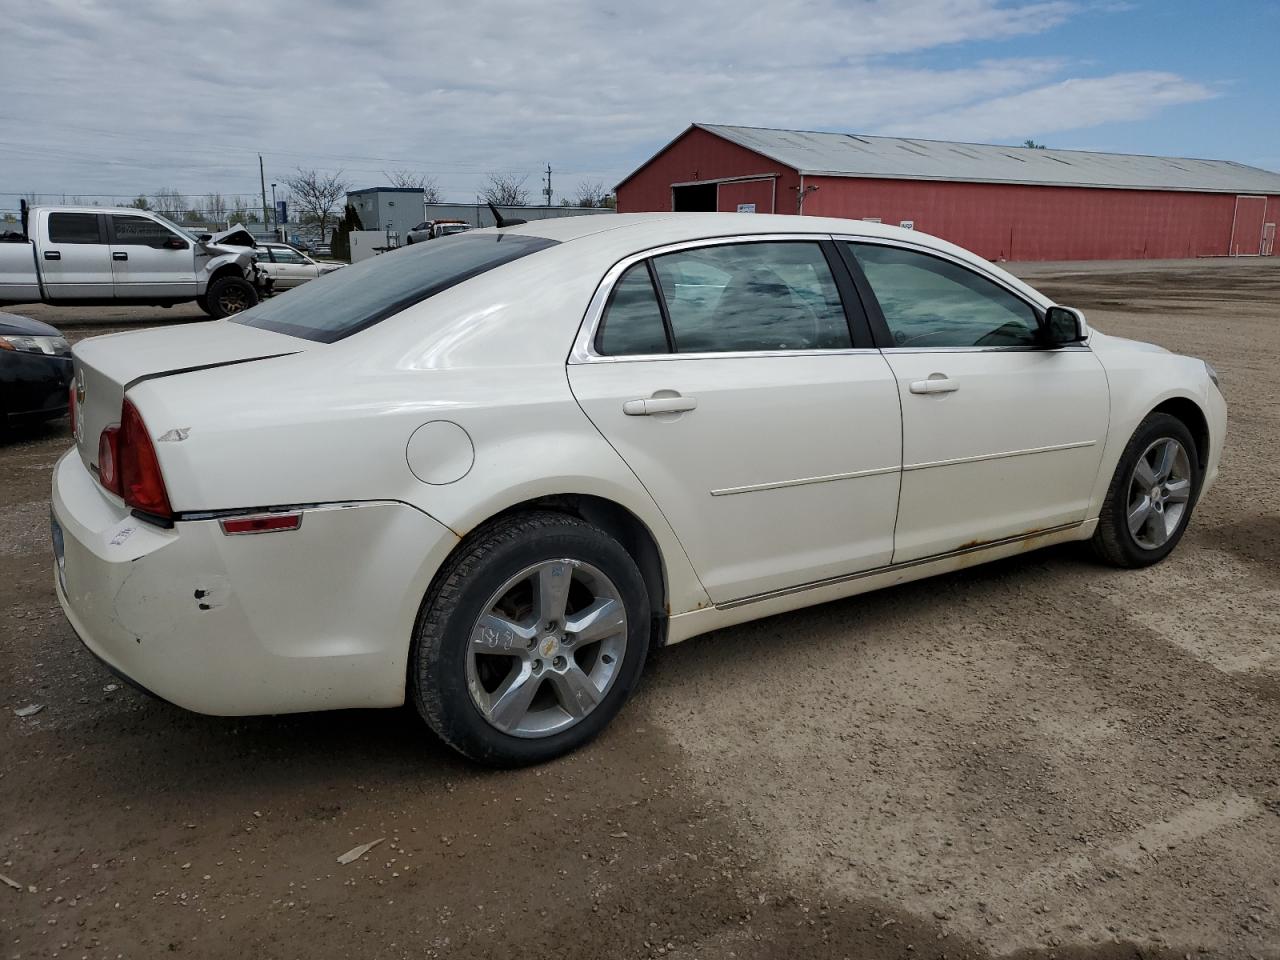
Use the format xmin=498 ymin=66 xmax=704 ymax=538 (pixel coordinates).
xmin=383 ymin=169 xmax=441 ymax=202
xmin=282 ymin=168 xmax=350 ymax=241
xmin=573 ymin=179 xmax=611 ymax=208
xmin=204 ymin=193 xmax=228 ymax=224
xmin=479 ymin=173 xmax=529 ymax=206
xmin=151 ymin=187 xmax=188 ymax=218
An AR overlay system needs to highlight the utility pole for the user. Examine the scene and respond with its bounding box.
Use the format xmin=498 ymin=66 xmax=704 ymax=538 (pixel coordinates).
xmin=543 ymin=164 xmax=553 ymax=206
xmin=259 ymin=154 xmax=269 ymax=228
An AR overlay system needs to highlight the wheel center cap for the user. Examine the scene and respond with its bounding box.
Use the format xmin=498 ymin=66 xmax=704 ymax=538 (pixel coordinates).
xmin=540 ymin=636 xmax=561 ymax=658
xmin=1150 ymin=485 xmax=1162 ymax=502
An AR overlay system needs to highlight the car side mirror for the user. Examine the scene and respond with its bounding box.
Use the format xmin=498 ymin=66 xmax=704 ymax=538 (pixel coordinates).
xmin=164 ymin=237 xmax=188 ymax=250
xmin=1042 ymin=305 xmax=1087 ymax=346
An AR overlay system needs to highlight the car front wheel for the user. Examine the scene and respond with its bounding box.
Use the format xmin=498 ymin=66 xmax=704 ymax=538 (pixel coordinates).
xmin=410 ymin=511 xmax=650 ymax=766
xmin=1092 ymin=412 xmax=1200 ymax=568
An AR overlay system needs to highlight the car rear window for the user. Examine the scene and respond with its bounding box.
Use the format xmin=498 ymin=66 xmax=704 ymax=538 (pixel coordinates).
xmin=231 ymin=233 xmax=558 ymax=343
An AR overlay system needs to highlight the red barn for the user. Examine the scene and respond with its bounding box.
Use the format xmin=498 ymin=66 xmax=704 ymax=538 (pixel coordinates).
xmin=615 ymin=123 xmax=1280 ymax=261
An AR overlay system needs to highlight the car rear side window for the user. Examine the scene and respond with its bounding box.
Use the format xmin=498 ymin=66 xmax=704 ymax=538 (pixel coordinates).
xmin=231 ymin=233 xmax=558 ymax=343
xmin=595 ymin=263 xmax=671 ymax=356
xmin=846 ymin=242 xmax=1039 ymax=348
xmin=651 ymin=241 xmax=852 ymax=353
xmin=48 ymin=213 xmax=102 ymax=244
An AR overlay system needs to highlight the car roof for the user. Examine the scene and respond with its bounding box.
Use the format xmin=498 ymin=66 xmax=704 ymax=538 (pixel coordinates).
xmin=502 ymin=211 xmax=937 ymax=248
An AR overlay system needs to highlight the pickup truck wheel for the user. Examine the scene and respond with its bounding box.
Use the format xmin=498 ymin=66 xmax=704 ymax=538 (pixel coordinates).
xmin=202 ymin=276 xmax=257 ymax=318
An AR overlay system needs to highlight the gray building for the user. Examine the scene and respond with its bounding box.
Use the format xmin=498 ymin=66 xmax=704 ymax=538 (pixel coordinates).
xmin=424 ymin=203 xmax=615 ymax=228
xmin=345 ymin=187 xmax=425 ymax=246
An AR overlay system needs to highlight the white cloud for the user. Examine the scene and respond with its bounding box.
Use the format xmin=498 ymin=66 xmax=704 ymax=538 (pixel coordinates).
xmin=0 ymin=0 xmax=1214 ymax=204
xmin=881 ymin=72 xmax=1216 ymax=141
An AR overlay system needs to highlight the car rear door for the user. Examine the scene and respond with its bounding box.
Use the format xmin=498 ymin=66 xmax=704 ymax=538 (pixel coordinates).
xmin=838 ymin=239 xmax=1109 ymax=564
xmin=568 ymin=236 xmax=902 ymax=605
xmin=39 ymin=211 xmax=114 ymax=299
xmin=107 ymin=214 xmax=197 ymax=298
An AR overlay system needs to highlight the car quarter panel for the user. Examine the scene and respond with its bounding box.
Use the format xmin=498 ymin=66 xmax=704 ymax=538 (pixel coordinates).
xmin=51 ymin=449 xmax=459 ymax=714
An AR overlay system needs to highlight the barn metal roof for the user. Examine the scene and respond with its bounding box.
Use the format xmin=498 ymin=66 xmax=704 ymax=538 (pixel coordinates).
xmin=694 ymin=123 xmax=1280 ymax=195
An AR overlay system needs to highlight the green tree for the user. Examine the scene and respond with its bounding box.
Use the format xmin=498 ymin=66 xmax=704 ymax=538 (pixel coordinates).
xmin=1022 ymin=139 xmax=1047 ymax=149
xmin=130 ymin=195 xmax=151 ymax=210
xmin=329 ymin=204 xmax=364 ymax=262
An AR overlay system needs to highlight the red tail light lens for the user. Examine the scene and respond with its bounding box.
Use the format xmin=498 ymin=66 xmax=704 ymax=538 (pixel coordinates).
xmin=117 ymin=399 xmax=172 ymax=519
xmin=97 ymin=425 xmax=121 ymax=494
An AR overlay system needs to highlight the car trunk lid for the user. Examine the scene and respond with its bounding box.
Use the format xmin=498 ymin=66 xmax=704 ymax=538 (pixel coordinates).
xmin=71 ymin=321 xmax=305 ymax=476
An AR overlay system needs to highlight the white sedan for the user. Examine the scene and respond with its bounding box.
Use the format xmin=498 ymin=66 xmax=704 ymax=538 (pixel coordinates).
xmin=51 ymin=214 xmax=1225 ymax=765
xmin=252 ymin=242 xmax=344 ymax=289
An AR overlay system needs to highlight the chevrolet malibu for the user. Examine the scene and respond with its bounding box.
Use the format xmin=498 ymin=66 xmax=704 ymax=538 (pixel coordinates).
xmin=51 ymin=213 xmax=1226 ymax=765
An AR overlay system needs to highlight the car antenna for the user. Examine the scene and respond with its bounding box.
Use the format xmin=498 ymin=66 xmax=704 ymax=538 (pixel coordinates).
xmin=487 ymin=202 xmax=526 ymax=229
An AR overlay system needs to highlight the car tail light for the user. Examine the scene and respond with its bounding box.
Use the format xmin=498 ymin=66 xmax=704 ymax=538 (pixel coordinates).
xmin=97 ymin=425 xmax=121 ymax=494
xmin=220 ymin=513 xmax=302 ymax=535
xmin=117 ymin=398 xmax=172 ymax=519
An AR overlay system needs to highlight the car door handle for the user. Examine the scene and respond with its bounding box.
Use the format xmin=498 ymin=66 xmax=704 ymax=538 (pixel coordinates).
xmin=623 ymin=395 xmax=697 ymax=416
xmin=909 ymin=376 xmax=959 ymax=395
xmin=112 ymin=252 xmax=128 ymax=261
xmin=44 ymin=251 xmax=61 ymax=261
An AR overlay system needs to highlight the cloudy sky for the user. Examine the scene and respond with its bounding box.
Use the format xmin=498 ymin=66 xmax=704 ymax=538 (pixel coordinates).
xmin=1 ymin=0 xmax=1274 ymax=210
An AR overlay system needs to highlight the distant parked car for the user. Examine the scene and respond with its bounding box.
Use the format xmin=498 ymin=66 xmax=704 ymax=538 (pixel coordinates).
xmin=251 ymin=242 xmax=344 ymax=290
xmin=1 ymin=311 xmax=71 ymax=428
xmin=406 ymin=220 xmax=473 ymax=243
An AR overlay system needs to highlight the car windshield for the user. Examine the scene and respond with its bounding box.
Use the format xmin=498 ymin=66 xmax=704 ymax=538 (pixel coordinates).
xmin=231 ymin=232 xmax=557 ymax=342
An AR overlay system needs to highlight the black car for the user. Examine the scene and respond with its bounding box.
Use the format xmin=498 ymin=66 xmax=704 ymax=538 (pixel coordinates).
xmin=1 ymin=311 xmax=72 ymax=427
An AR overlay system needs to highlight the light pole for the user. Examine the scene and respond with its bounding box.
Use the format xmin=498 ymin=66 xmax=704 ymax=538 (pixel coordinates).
xmin=270 ymin=183 xmax=278 ymax=236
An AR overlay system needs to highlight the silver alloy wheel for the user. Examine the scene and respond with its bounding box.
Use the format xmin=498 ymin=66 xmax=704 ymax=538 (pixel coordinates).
xmin=466 ymin=559 xmax=628 ymax=738
xmin=1126 ymin=437 xmax=1192 ymax=550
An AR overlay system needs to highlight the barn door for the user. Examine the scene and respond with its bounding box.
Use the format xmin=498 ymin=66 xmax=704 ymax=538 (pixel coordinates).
xmin=1263 ymin=223 xmax=1276 ymax=257
xmin=1230 ymin=196 xmax=1267 ymax=256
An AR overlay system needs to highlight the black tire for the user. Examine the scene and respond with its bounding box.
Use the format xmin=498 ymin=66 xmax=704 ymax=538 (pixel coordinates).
xmin=410 ymin=511 xmax=650 ymax=766
xmin=202 ymin=275 xmax=258 ymax=319
xmin=1092 ymin=412 xmax=1200 ymax=568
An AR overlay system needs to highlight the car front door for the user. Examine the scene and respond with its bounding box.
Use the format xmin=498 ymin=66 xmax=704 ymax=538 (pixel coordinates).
xmin=568 ymin=238 xmax=902 ymax=605
xmin=40 ymin=212 xmax=114 ymax=299
xmin=838 ymin=240 xmax=1109 ymax=564
xmin=268 ymin=246 xmax=318 ymax=287
xmin=108 ymin=214 xmax=197 ymax=298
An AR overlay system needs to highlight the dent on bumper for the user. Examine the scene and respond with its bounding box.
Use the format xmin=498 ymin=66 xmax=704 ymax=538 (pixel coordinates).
xmin=50 ymin=451 xmax=458 ymax=716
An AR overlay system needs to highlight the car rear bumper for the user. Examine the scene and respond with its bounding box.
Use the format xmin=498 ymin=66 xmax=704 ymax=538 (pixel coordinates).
xmin=50 ymin=450 xmax=458 ymax=716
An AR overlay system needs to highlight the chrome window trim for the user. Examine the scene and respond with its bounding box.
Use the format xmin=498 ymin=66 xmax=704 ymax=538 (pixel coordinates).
xmin=569 ymin=232 xmax=862 ymax=365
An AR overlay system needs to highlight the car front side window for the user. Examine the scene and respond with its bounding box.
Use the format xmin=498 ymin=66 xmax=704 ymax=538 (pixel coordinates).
xmin=651 ymin=241 xmax=852 ymax=353
xmin=846 ymin=242 xmax=1039 ymax=348
xmin=111 ymin=215 xmax=184 ymax=250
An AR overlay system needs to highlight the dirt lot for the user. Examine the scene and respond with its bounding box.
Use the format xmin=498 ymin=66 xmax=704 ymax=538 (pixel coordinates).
xmin=2 ymin=258 xmax=1278 ymax=959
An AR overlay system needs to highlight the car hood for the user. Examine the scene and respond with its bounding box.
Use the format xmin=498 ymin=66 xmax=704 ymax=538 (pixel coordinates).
xmin=0 ymin=311 xmax=61 ymax=337
xmin=205 ymin=223 xmax=257 ymax=248
xmin=1087 ymin=330 xmax=1172 ymax=356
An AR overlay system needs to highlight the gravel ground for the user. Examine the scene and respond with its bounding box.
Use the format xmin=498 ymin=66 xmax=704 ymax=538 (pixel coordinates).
xmin=2 ymin=258 xmax=1278 ymax=959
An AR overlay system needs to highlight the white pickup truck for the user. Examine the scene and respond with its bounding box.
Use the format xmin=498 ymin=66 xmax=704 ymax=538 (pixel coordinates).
xmin=0 ymin=203 xmax=270 ymax=318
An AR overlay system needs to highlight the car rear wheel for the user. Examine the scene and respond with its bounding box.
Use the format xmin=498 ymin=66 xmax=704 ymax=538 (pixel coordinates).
xmin=201 ymin=276 xmax=258 ymax=319
xmin=410 ymin=511 xmax=650 ymax=766
xmin=1092 ymin=412 xmax=1200 ymax=568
